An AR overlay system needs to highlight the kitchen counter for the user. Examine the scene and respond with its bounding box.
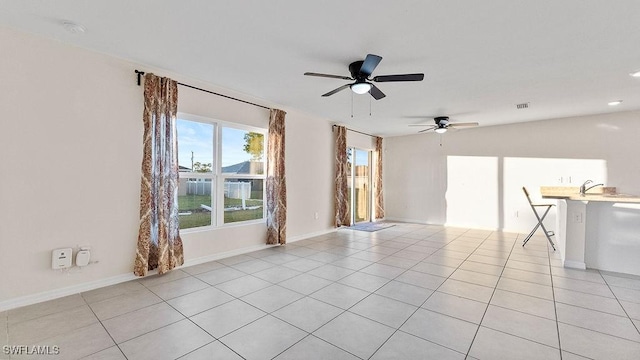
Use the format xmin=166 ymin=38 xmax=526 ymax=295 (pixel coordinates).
xmin=540 ymin=186 xmax=640 ymax=276
xmin=540 ymin=186 xmax=640 ymax=203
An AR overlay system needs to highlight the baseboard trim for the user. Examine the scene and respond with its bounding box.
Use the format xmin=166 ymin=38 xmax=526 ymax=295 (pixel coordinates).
xmin=563 ymin=260 xmax=587 ymax=270
xmin=0 ymin=228 xmax=336 ymax=312
xmin=383 ymin=217 xmax=432 ymax=225
xmin=0 ymin=272 xmax=139 ymax=312
xmin=287 ymin=228 xmax=337 ymax=243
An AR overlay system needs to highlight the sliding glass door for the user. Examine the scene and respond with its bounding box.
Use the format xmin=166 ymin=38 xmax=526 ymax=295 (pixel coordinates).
xmin=348 ymin=147 xmax=372 ymax=224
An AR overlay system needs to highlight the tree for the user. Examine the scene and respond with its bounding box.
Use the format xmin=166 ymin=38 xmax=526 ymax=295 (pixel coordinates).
xmin=192 ymin=162 xmax=212 ymax=172
xmin=243 ymin=132 xmax=264 ymax=161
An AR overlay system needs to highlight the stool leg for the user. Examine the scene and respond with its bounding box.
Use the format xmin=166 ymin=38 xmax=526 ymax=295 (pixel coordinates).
xmin=523 ymin=205 xmax=555 ymax=250
xmin=538 ymin=220 xmax=556 ymax=251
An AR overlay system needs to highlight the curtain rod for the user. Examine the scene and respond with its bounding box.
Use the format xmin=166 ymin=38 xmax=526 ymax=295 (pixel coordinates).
xmin=332 ymin=124 xmax=378 ymax=138
xmin=135 ymin=70 xmax=271 ymax=111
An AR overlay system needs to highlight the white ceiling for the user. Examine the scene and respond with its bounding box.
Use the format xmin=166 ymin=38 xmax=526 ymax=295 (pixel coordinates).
xmin=2 ymin=0 xmax=640 ymax=136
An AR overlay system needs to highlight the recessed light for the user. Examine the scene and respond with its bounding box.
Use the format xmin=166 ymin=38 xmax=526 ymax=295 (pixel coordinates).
xmin=608 ymin=100 xmax=623 ymax=106
xmin=62 ymin=21 xmax=86 ymax=34
xmin=630 ymin=70 xmax=640 ymax=78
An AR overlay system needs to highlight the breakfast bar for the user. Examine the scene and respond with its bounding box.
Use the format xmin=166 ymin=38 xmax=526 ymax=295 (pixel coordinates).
xmin=541 ymin=186 xmax=640 ymax=276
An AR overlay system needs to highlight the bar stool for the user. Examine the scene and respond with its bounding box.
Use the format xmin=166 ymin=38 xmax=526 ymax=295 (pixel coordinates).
xmin=522 ymin=187 xmax=556 ymax=250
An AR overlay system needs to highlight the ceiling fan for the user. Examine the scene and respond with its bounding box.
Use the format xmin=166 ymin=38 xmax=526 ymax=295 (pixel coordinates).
xmin=409 ymin=116 xmax=479 ymax=133
xmin=304 ymin=54 xmax=424 ymax=100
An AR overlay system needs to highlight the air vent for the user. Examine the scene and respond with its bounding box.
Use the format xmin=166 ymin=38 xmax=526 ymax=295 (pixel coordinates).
xmin=516 ymin=102 xmax=530 ymax=109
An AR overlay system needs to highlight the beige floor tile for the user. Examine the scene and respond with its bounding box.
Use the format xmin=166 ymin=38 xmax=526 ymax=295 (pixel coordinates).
xmin=314 ymin=312 xmax=395 ymax=360
xmin=8 ymin=294 xmax=86 ymax=324
xmin=220 ymin=315 xmax=306 ymax=360
xmin=88 ymin=288 xmax=162 ymax=320
xmin=501 ymin=267 xmax=552 ymax=286
xmin=214 ymin=275 xmax=272 ymax=298
xmin=553 ymin=287 xmax=626 ymax=316
xmin=138 ymin=269 xmax=190 ymax=287
xmin=349 ymin=294 xmax=417 ymax=328
xmin=556 ymin=303 xmax=640 ymax=342
xmin=370 ymin=331 xmax=465 ymax=360
xmin=9 ymin=305 xmax=98 ymax=345
xmin=395 ymin=270 xmax=446 ymax=290
xmin=469 ymin=326 xmax=560 ymax=360
xmin=438 ymin=279 xmax=495 ymax=303
xmin=190 ymin=299 xmax=265 ymax=338
xmin=558 ymin=323 xmax=640 ymax=360
xmin=450 ymin=269 xmax=500 ymax=288
xmin=102 ymin=302 xmax=185 ymax=343
xmin=481 ymin=305 xmax=559 ymax=348
xmin=21 ymin=323 xmax=115 ymax=360
xmin=490 ymin=289 xmax=556 ymax=320
xmin=400 ymin=309 xmax=478 ymax=354
xmin=166 ymin=286 xmax=234 ymax=317
xmin=272 ymin=297 xmax=343 ymax=332
xmin=180 ymin=341 xmax=242 ymax=360
xmin=553 ymin=276 xmax=615 ymax=298
xmin=81 ymin=281 xmax=147 ymax=304
xmin=458 ymin=260 xmax=504 ymax=276
xmin=496 ymin=277 xmax=553 ymax=300
xmin=119 ymin=319 xmax=213 ymax=360
xmin=147 ymin=276 xmax=209 ymax=300
xmin=422 ymin=291 xmax=488 ymax=324
xmin=274 ymin=335 xmax=359 ymax=360
xmin=81 ymin=346 xmax=127 ymax=360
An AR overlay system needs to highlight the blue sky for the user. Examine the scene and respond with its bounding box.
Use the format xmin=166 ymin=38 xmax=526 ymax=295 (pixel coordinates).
xmin=177 ymin=119 xmax=261 ymax=170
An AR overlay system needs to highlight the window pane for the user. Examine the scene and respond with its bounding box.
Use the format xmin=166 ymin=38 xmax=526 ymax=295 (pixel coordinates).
xmin=221 ymin=127 xmax=264 ymax=175
xmin=178 ymin=178 xmax=212 ymax=229
xmin=223 ymin=179 xmax=264 ymax=224
xmin=177 ymin=119 xmax=214 ymax=173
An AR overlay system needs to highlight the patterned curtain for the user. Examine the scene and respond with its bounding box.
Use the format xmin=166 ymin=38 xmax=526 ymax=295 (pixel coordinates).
xmin=374 ymin=136 xmax=385 ymax=219
xmin=334 ymin=126 xmax=351 ymax=227
xmin=266 ymin=109 xmax=287 ymax=245
xmin=134 ymin=73 xmax=184 ymax=276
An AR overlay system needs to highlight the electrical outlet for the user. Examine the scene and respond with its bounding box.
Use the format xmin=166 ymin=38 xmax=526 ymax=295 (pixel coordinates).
xmin=314 ymin=212 xmax=319 ymax=220
xmin=573 ymin=212 xmax=583 ymax=223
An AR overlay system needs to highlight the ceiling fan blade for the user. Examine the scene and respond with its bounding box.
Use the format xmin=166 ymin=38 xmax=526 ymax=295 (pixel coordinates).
xmin=322 ymin=84 xmax=351 ymax=97
xmin=372 ymin=73 xmax=425 ymax=82
xmin=408 ymin=124 xmax=433 ymax=127
xmin=418 ymin=126 xmax=436 ymax=133
xmin=369 ymin=84 xmax=386 ymax=100
xmin=359 ymin=54 xmax=383 ymax=77
xmin=304 ymin=72 xmax=353 ymax=81
xmin=449 ymin=122 xmax=479 ymax=127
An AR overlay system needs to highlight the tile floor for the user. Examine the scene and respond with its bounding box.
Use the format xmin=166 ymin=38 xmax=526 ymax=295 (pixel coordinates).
xmin=3 ymin=223 xmax=640 ymax=359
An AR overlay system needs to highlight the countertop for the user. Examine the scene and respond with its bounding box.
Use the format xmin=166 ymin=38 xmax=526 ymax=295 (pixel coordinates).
xmin=540 ymin=186 xmax=640 ymax=203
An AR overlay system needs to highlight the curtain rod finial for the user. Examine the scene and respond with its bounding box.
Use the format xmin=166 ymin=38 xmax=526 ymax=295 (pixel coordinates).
xmin=134 ymin=70 xmax=145 ymax=86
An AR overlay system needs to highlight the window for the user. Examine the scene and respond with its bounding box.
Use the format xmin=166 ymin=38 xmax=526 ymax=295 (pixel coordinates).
xmin=221 ymin=127 xmax=265 ymax=224
xmin=176 ymin=116 xmax=266 ymax=230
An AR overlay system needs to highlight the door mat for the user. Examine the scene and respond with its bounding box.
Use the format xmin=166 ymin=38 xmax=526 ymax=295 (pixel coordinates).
xmin=348 ymin=222 xmax=396 ymax=232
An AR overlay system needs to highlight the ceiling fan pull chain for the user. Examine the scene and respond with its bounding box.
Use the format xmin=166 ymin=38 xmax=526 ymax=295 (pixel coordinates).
xmin=369 ymin=96 xmax=372 ymax=116
xmin=351 ymin=91 xmax=354 ymax=118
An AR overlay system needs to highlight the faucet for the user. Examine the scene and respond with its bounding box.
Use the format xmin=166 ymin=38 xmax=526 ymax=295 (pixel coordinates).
xmin=580 ymin=180 xmax=604 ymax=196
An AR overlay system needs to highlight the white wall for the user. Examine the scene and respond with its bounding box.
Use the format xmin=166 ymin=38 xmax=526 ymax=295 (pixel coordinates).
xmin=384 ymin=110 xmax=640 ymax=232
xmin=0 ymin=26 xmax=335 ymax=308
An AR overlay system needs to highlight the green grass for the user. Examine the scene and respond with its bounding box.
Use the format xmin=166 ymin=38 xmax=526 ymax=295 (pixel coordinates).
xmin=178 ymin=194 xmax=264 ymax=229
xmin=178 ymin=194 xmax=211 ymax=211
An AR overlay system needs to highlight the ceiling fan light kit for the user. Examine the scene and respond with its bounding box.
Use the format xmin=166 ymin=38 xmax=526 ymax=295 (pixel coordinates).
xmin=351 ymin=82 xmax=372 ymax=94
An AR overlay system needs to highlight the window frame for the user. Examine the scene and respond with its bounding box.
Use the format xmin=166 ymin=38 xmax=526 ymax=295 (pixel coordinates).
xmin=177 ymin=113 xmax=267 ymax=232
